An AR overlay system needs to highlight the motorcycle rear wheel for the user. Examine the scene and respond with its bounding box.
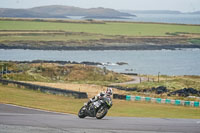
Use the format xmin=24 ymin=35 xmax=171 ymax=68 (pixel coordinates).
xmin=78 ymin=106 xmax=86 ymax=118
xmin=96 ymin=106 xmax=108 ymax=119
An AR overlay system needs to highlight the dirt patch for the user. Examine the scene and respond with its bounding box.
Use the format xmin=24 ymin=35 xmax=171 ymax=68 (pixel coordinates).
xmin=23 ymin=81 xmax=127 ymax=98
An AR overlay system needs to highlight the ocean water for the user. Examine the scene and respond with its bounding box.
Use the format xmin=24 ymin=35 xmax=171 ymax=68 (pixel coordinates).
xmin=69 ymin=14 xmax=200 ymax=25
xmin=0 ymin=49 xmax=200 ymax=76
xmin=127 ymin=14 xmax=200 ymax=25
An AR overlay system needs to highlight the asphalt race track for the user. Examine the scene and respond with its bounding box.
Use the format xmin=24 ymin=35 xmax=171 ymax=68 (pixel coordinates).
xmin=0 ymin=104 xmax=200 ymax=133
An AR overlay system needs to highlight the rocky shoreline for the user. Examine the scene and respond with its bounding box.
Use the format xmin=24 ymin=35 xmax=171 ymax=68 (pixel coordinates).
xmin=0 ymin=60 xmax=103 ymax=66
xmin=1 ymin=43 xmax=200 ymax=50
xmin=0 ymin=60 xmax=129 ymax=67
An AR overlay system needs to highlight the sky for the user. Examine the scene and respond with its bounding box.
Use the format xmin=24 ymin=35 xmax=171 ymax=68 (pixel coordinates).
xmin=0 ymin=0 xmax=199 ymax=12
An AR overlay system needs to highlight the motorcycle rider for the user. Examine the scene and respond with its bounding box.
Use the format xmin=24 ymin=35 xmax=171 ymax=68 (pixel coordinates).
xmin=86 ymin=87 xmax=113 ymax=107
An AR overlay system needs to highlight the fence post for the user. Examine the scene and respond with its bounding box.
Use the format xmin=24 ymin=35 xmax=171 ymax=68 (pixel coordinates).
xmin=1 ymin=66 xmax=3 ymax=78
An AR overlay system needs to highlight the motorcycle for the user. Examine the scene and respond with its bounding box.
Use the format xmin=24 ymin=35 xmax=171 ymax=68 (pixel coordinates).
xmin=78 ymin=97 xmax=112 ymax=119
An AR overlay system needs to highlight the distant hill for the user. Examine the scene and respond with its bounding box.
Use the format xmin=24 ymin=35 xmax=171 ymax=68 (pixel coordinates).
xmin=120 ymin=10 xmax=182 ymax=14
xmin=0 ymin=8 xmax=65 ymax=18
xmin=0 ymin=5 xmax=134 ymax=18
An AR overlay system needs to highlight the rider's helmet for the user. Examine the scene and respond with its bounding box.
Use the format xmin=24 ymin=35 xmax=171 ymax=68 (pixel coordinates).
xmin=105 ymin=87 xmax=113 ymax=96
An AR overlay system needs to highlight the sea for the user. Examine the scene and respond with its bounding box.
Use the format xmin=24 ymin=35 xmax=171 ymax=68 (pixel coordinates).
xmin=1 ymin=49 xmax=200 ymax=76
xmin=68 ymin=13 xmax=200 ymax=25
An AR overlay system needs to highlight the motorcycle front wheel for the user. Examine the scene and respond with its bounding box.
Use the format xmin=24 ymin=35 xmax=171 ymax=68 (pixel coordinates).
xmin=78 ymin=106 xmax=86 ymax=118
xmin=96 ymin=106 xmax=108 ymax=119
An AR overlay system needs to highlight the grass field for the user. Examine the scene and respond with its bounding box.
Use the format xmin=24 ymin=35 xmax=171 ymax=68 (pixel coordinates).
xmin=124 ymin=75 xmax=200 ymax=91
xmin=0 ymin=84 xmax=200 ymax=119
xmin=0 ymin=34 xmax=104 ymax=41
xmin=0 ymin=20 xmax=200 ymax=36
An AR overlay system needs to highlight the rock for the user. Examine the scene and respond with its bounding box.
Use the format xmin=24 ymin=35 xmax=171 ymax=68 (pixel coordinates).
xmin=148 ymin=86 xmax=168 ymax=94
xmin=108 ymin=85 xmax=137 ymax=91
xmin=170 ymin=88 xmax=200 ymax=97
xmin=116 ymin=62 xmax=128 ymax=65
xmin=80 ymin=61 xmax=102 ymax=65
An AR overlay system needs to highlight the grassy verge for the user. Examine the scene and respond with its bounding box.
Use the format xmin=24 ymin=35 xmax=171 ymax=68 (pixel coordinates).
xmin=0 ymin=84 xmax=86 ymax=114
xmin=1 ymin=20 xmax=200 ymax=36
xmin=0 ymin=84 xmax=200 ymax=119
xmin=110 ymin=100 xmax=200 ymax=119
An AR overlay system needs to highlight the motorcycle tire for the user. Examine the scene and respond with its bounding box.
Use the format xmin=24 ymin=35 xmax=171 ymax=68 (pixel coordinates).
xmin=78 ymin=106 xmax=86 ymax=118
xmin=96 ymin=106 xmax=108 ymax=119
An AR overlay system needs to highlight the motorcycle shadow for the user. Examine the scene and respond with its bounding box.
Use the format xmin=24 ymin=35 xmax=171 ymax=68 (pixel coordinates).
xmin=78 ymin=117 xmax=110 ymax=121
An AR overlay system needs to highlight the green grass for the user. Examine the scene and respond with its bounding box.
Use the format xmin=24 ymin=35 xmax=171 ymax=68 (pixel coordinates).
xmin=0 ymin=34 xmax=111 ymax=42
xmin=1 ymin=20 xmax=200 ymax=36
xmin=189 ymin=38 xmax=200 ymax=44
xmin=110 ymin=100 xmax=200 ymax=118
xmin=0 ymin=84 xmax=84 ymax=114
xmin=0 ymin=84 xmax=200 ymax=119
xmin=122 ymin=75 xmax=200 ymax=92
